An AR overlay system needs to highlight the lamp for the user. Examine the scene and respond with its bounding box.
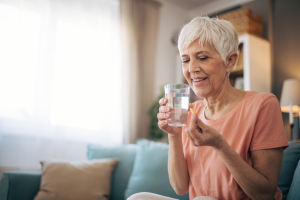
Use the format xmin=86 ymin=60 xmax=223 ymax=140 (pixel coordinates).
xmin=280 ymin=78 xmax=300 ymax=139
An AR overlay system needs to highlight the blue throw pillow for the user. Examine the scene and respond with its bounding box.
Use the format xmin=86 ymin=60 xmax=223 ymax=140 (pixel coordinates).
xmin=124 ymin=139 xmax=189 ymax=200
xmin=287 ymin=159 xmax=300 ymax=200
xmin=278 ymin=142 xmax=300 ymax=200
xmin=87 ymin=144 xmax=137 ymax=200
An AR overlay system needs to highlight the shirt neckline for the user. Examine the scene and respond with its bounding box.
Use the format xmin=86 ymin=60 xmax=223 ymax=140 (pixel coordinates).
xmin=201 ymin=91 xmax=252 ymax=125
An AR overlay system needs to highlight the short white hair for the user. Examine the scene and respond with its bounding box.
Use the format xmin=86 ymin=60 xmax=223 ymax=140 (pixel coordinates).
xmin=178 ymin=16 xmax=238 ymax=63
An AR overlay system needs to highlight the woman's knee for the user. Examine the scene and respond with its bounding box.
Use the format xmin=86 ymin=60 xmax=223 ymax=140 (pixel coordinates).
xmin=127 ymin=192 xmax=157 ymax=200
xmin=127 ymin=192 xmax=178 ymax=200
xmin=193 ymin=196 xmax=218 ymax=200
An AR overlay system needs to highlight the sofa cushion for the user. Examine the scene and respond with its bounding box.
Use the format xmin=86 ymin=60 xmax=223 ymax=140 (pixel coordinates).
xmin=0 ymin=173 xmax=9 ymax=200
xmin=124 ymin=139 xmax=189 ymax=200
xmin=0 ymin=172 xmax=41 ymax=200
xmin=278 ymin=142 xmax=300 ymax=200
xmin=286 ymin=159 xmax=300 ymax=200
xmin=34 ymin=159 xmax=118 ymax=200
xmin=87 ymin=144 xmax=137 ymax=200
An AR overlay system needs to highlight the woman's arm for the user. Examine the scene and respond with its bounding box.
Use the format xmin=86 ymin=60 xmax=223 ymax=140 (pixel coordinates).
xmin=168 ymin=134 xmax=189 ymax=195
xmin=185 ymin=113 xmax=283 ymax=200
xmin=214 ymin=140 xmax=283 ymax=200
xmin=157 ymin=98 xmax=189 ymax=195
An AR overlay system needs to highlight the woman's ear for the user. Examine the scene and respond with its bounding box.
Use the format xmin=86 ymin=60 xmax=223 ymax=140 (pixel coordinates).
xmin=226 ymin=52 xmax=238 ymax=73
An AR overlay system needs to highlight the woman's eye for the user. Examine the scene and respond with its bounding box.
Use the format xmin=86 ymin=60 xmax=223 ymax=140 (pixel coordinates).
xmin=182 ymin=60 xmax=189 ymax=64
xmin=199 ymin=57 xmax=208 ymax=61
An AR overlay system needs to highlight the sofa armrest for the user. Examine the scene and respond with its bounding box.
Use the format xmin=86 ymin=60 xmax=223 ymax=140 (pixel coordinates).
xmin=0 ymin=172 xmax=41 ymax=200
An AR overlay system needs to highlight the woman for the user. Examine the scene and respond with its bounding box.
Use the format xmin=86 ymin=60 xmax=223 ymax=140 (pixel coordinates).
xmin=129 ymin=17 xmax=289 ymax=200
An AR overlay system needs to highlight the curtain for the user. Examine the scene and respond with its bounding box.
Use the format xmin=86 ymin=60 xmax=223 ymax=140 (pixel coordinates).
xmin=120 ymin=0 xmax=161 ymax=144
xmin=0 ymin=0 xmax=122 ymax=171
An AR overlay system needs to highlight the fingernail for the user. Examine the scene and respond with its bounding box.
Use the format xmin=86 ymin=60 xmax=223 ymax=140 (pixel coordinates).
xmin=168 ymin=107 xmax=171 ymax=111
xmin=166 ymin=113 xmax=170 ymax=117
xmin=164 ymin=120 xmax=168 ymax=123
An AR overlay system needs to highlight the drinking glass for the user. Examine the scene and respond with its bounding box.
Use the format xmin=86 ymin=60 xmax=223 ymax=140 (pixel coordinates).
xmin=164 ymin=83 xmax=190 ymax=127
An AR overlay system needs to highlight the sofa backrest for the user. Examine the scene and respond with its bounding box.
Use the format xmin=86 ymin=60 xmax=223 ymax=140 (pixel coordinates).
xmin=88 ymin=141 xmax=300 ymax=200
xmin=278 ymin=142 xmax=300 ymax=200
xmin=87 ymin=144 xmax=137 ymax=200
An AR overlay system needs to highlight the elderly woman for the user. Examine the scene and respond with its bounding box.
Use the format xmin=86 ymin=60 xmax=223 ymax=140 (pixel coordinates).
xmin=128 ymin=16 xmax=289 ymax=200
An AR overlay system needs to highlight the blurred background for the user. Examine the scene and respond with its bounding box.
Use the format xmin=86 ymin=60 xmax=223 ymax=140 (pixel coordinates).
xmin=0 ymin=0 xmax=299 ymax=175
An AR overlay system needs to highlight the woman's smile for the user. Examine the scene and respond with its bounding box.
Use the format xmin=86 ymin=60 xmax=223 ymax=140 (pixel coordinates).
xmin=192 ymin=76 xmax=208 ymax=87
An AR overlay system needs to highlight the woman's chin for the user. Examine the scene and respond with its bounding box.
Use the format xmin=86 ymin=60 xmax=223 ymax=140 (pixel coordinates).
xmin=193 ymin=90 xmax=207 ymax=99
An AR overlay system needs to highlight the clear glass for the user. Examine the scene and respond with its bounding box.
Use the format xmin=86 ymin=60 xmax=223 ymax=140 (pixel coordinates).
xmin=164 ymin=83 xmax=190 ymax=127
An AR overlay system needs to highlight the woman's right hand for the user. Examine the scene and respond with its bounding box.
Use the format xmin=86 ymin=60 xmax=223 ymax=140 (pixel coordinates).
xmin=157 ymin=98 xmax=183 ymax=136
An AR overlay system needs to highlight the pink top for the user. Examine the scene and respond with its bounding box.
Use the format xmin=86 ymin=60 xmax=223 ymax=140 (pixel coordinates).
xmin=182 ymin=91 xmax=289 ymax=200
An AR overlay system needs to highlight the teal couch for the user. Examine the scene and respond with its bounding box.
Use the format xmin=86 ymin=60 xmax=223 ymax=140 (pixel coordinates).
xmin=0 ymin=141 xmax=300 ymax=200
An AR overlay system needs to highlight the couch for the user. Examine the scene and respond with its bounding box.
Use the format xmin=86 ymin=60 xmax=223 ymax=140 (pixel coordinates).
xmin=0 ymin=140 xmax=299 ymax=200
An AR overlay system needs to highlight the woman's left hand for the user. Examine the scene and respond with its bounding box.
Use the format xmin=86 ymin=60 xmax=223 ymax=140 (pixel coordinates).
xmin=185 ymin=113 xmax=224 ymax=149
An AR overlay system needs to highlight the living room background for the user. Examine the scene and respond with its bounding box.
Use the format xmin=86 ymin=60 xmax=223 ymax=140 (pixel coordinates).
xmin=0 ymin=0 xmax=122 ymax=172
xmin=0 ymin=0 xmax=299 ymax=174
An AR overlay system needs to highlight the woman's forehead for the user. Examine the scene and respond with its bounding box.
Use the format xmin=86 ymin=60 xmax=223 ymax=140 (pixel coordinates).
xmin=180 ymin=41 xmax=216 ymax=57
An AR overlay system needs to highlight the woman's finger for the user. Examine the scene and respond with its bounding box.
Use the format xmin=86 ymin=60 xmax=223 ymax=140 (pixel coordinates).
xmin=158 ymin=120 xmax=182 ymax=135
xmin=189 ymin=113 xmax=198 ymax=130
xmin=185 ymin=128 xmax=196 ymax=144
xmin=195 ymin=114 xmax=206 ymax=127
xmin=157 ymin=112 xmax=171 ymax=121
xmin=188 ymin=113 xmax=205 ymax=140
xmin=190 ymin=111 xmax=206 ymax=130
xmin=159 ymin=98 xmax=168 ymax=106
xmin=158 ymin=120 xmax=172 ymax=133
xmin=158 ymin=120 xmax=169 ymax=128
xmin=159 ymin=105 xmax=171 ymax=113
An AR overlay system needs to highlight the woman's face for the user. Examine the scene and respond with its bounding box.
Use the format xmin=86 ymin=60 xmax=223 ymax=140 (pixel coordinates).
xmin=180 ymin=40 xmax=231 ymax=99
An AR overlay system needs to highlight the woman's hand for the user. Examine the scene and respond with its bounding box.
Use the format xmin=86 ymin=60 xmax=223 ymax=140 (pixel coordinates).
xmin=185 ymin=112 xmax=224 ymax=149
xmin=157 ymin=98 xmax=182 ymax=136
xmin=158 ymin=99 xmax=190 ymax=195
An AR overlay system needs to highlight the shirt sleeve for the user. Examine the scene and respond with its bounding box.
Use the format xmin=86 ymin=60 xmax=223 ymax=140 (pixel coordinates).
xmin=250 ymin=95 xmax=289 ymax=151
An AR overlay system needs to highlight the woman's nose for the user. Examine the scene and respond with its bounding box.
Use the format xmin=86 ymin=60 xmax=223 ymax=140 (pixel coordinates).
xmin=188 ymin=59 xmax=201 ymax=73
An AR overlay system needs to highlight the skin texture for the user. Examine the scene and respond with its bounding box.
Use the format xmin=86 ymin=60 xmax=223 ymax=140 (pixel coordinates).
xmin=157 ymin=40 xmax=283 ymax=200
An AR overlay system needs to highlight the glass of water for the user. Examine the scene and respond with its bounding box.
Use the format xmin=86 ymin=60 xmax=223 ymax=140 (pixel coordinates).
xmin=164 ymin=83 xmax=190 ymax=127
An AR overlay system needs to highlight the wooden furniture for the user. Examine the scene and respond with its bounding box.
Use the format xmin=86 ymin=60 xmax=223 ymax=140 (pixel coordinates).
xmin=218 ymin=8 xmax=263 ymax=38
xmin=230 ymin=33 xmax=271 ymax=93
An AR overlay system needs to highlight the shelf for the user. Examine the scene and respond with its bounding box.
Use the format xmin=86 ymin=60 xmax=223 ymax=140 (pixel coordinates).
xmin=229 ymin=34 xmax=271 ymax=92
xmin=230 ymin=69 xmax=243 ymax=77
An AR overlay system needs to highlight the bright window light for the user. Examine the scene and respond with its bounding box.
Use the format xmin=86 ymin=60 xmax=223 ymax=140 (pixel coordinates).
xmin=0 ymin=1 xmax=122 ymax=144
xmin=0 ymin=3 xmax=40 ymax=120
xmin=50 ymin=20 xmax=122 ymax=131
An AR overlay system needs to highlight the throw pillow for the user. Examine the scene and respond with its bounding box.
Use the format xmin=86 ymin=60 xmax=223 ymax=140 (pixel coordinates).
xmin=87 ymin=144 xmax=137 ymax=200
xmin=34 ymin=159 xmax=118 ymax=200
xmin=278 ymin=142 xmax=300 ymax=200
xmin=124 ymin=139 xmax=189 ymax=200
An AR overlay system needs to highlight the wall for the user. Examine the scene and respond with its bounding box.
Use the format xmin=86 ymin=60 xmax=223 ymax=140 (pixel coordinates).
xmin=273 ymin=0 xmax=300 ymax=98
xmin=241 ymin=0 xmax=269 ymax=40
xmin=273 ymin=0 xmax=300 ymax=139
xmin=153 ymin=0 xmax=189 ymax=100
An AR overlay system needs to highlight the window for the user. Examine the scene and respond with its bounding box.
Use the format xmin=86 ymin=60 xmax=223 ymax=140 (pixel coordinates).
xmin=0 ymin=0 xmax=122 ymax=145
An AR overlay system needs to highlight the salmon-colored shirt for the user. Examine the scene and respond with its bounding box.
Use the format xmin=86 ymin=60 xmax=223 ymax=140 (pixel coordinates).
xmin=182 ymin=91 xmax=289 ymax=200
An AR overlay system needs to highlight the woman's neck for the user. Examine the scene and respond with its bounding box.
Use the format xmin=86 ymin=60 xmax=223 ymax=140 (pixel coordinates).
xmin=204 ymin=83 xmax=246 ymax=120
